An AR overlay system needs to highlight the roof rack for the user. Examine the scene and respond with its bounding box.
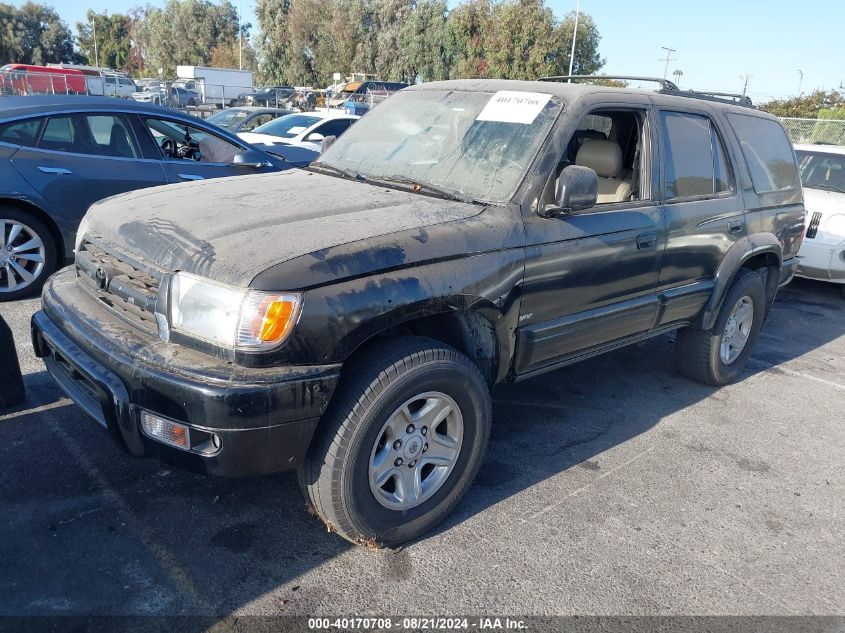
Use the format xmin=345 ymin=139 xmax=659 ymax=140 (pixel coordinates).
xmin=539 ymin=74 xmax=756 ymax=109
xmin=661 ymin=89 xmax=755 ymax=108
xmin=540 ymin=75 xmax=680 ymax=91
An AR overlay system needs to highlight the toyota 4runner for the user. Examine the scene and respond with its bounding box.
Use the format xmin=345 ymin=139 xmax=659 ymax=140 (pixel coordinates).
xmin=31 ymin=78 xmax=805 ymax=546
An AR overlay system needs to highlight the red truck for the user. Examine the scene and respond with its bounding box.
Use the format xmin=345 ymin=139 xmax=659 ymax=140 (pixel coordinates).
xmin=0 ymin=64 xmax=87 ymax=95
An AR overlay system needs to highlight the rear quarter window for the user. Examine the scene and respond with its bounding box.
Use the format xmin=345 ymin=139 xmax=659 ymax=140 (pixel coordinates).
xmin=0 ymin=118 xmax=43 ymax=146
xmin=727 ymin=113 xmax=799 ymax=194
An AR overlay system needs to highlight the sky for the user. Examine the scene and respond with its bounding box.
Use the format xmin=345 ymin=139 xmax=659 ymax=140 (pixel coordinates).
xmin=22 ymin=0 xmax=845 ymax=103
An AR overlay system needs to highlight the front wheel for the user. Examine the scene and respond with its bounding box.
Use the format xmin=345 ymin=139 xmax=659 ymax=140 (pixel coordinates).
xmin=675 ymin=268 xmax=766 ymax=386
xmin=300 ymin=336 xmax=492 ymax=547
xmin=0 ymin=209 xmax=58 ymax=301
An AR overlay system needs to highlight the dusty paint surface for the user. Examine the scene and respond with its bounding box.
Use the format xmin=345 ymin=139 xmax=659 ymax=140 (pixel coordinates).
xmin=84 ymin=169 xmax=483 ymax=286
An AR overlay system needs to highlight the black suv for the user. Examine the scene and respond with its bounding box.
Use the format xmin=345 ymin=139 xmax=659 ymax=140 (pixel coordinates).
xmin=32 ymin=78 xmax=805 ymax=546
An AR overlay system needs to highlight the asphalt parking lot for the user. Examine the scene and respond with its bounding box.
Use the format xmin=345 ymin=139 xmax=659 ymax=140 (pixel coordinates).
xmin=1 ymin=277 xmax=843 ymax=618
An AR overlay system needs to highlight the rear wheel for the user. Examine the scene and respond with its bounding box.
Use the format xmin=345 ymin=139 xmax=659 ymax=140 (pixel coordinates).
xmin=0 ymin=209 xmax=57 ymax=301
xmin=300 ymin=336 xmax=491 ymax=547
xmin=675 ymin=268 xmax=766 ymax=386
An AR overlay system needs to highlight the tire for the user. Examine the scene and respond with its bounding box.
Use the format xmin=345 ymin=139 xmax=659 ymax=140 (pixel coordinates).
xmin=675 ymin=268 xmax=766 ymax=386
xmin=0 ymin=208 xmax=58 ymax=302
xmin=300 ymin=335 xmax=492 ymax=547
xmin=187 ymin=98 xmax=197 ymax=107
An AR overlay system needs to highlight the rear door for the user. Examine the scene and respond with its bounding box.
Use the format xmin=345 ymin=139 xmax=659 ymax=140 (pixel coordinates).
xmin=652 ymin=107 xmax=745 ymax=325
xmin=10 ymin=113 xmax=167 ymax=223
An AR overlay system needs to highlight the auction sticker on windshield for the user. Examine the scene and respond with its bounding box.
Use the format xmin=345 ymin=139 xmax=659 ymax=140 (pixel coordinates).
xmin=476 ymin=91 xmax=553 ymax=125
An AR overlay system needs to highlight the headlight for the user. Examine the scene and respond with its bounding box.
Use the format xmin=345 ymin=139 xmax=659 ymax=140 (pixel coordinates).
xmin=168 ymin=272 xmax=301 ymax=351
xmin=824 ymin=213 xmax=845 ymax=237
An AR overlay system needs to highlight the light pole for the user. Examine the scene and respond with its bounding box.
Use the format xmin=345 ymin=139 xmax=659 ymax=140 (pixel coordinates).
xmin=797 ymin=69 xmax=803 ymax=96
xmin=567 ymin=0 xmax=580 ymax=82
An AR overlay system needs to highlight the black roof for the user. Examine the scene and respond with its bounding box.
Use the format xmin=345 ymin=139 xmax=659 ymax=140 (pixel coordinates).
xmin=0 ymin=95 xmax=181 ymax=120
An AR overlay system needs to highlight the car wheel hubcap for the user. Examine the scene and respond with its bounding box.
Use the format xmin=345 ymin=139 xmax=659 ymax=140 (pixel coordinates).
xmin=720 ymin=296 xmax=754 ymax=364
xmin=0 ymin=220 xmax=45 ymax=293
xmin=369 ymin=391 xmax=463 ymax=511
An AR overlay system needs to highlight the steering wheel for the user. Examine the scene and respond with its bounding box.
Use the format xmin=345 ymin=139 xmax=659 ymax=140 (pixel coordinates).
xmin=161 ymin=138 xmax=176 ymax=158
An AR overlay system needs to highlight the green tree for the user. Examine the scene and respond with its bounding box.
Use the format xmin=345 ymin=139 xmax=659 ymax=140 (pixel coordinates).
xmin=759 ymin=89 xmax=845 ymax=119
xmin=136 ymin=0 xmax=242 ymax=77
xmin=76 ymin=10 xmax=132 ymax=70
xmin=0 ymin=2 xmax=79 ymax=64
xmin=254 ymin=0 xmax=292 ymax=84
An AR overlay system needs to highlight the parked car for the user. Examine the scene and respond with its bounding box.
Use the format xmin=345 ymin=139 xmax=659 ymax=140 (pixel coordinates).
xmin=0 ymin=95 xmax=290 ymax=300
xmin=236 ymin=86 xmax=295 ymax=107
xmin=132 ymin=84 xmax=200 ymax=108
xmin=103 ymin=73 xmax=137 ymax=99
xmin=31 ymin=79 xmax=804 ymax=547
xmin=239 ymin=111 xmax=359 ymax=152
xmin=205 ymin=107 xmax=292 ymax=133
xmin=794 ymin=143 xmax=845 ymax=296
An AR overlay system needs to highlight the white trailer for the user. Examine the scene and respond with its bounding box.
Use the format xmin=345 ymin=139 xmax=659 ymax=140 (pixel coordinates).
xmin=174 ymin=66 xmax=254 ymax=107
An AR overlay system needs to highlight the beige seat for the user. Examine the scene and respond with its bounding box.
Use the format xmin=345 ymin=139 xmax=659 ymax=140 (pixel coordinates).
xmin=575 ymin=139 xmax=632 ymax=203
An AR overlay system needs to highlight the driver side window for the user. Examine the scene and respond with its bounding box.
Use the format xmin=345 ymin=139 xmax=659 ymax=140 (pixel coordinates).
xmin=541 ymin=108 xmax=649 ymax=209
xmin=143 ymin=118 xmax=243 ymax=164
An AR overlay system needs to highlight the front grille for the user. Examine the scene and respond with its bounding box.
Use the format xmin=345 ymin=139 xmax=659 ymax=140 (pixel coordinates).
xmin=76 ymin=241 xmax=161 ymax=334
xmin=806 ymin=211 xmax=822 ymax=239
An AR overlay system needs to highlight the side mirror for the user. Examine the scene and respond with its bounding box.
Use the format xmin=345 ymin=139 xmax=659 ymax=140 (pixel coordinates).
xmin=233 ymin=150 xmax=271 ymax=168
xmin=542 ymin=165 xmax=598 ymax=217
xmin=320 ymin=135 xmax=337 ymax=154
xmin=307 ymin=132 xmax=325 ymax=142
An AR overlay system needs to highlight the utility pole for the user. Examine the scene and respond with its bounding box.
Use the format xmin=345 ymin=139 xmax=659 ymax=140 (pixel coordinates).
xmin=238 ymin=0 xmax=243 ymax=70
xmin=740 ymin=74 xmax=751 ymax=96
xmin=660 ymin=46 xmax=676 ymax=80
xmin=92 ymin=15 xmax=99 ymax=67
xmin=796 ymin=69 xmax=803 ymax=96
xmin=567 ymin=0 xmax=580 ymax=82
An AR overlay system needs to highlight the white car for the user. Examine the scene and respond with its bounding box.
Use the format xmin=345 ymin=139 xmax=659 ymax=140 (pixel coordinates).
xmin=794 ymin=143 xmax=845 ymax=297
xmin=104 ymin=73 xmax=137 ymax=98
xmin=238 ymin=111 xmax=359 ymax=153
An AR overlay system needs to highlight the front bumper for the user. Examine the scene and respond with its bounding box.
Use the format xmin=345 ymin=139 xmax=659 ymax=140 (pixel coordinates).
xmin=796 ymin=238 xmax=845 ymax=284
xmin=32 ymin=268 xmax=341 ymax=477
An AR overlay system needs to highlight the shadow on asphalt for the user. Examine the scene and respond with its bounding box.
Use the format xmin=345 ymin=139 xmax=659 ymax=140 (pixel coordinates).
xmin=1 ymin=277 xmax=842 ymax=620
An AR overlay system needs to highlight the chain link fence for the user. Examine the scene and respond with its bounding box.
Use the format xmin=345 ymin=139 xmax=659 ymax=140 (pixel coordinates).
xmin=780 ymin=117 xmax=845 ymax=146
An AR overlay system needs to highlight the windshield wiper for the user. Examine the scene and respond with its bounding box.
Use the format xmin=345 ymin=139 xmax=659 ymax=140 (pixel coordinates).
xmin=806 ymin=183 xmax=845 ymax=194
xmin=363 ymin=175 xmax=480 ymax=204
xmin=307 ymin=163 xmax=361 ymax=180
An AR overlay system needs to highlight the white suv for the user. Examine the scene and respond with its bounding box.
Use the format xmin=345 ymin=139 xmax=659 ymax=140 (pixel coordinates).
xmin=104 ymin=74 xmax=137 ymax=99
xmin=794 ymin=144 xmax=845 ymax=297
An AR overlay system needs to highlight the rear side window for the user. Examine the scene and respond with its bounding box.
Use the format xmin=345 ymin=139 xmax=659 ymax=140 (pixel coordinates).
xmin=727 ymin=113 xmax=799 ymax=193
xmin=0 ymin=118 xmax=43 ymax=146
xmin=660 ymin=111 xmax=732 ymax=200
xmin=38 ymin=114 xmax=140 ymax=158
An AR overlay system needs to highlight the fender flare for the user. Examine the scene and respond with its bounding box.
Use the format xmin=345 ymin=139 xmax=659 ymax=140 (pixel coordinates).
xmin=699 ymin=233 xmax=782 ymax=330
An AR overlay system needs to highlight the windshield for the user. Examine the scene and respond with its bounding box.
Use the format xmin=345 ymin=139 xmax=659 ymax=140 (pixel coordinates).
xmin=253 ymin=113 xmax=320 ymax=138
xmin=207 ymin=109 xmax=249 ymax=129
xmin=796 ymin=149 xmax=845 ymax=193
xmin=317 ymin=88 xmax=562 ymax=203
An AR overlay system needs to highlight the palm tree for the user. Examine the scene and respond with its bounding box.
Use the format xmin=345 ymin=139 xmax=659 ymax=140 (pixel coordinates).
xmin=672 ymin=69 xmax=683 ymax=87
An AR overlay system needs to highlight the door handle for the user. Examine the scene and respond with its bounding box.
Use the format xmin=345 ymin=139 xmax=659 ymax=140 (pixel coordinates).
xmin=728 ymin=220 xmax=744 ymax=233
xmin=178 ymin=173 xmax=204 ymax=181
xmin=636 ymin=232 xmax=657 ymax=250
xmin=37 ymin=166 xmax=72 ymax=175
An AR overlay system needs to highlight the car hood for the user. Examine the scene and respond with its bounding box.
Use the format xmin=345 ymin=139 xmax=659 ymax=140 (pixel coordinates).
xmin=803 ymin=185 xmax=845 ymax=242
xmin=83 ymin=169 xmax=483 ymax=288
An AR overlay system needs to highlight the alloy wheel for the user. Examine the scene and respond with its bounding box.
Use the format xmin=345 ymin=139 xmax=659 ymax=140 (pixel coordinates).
xmin=720 ymin=295 xmax=754 ymax=364
xmin=368 ymin=391 xmax=464 ymax=511
xmin=0 ymin=219 xmax=46 ymax=293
